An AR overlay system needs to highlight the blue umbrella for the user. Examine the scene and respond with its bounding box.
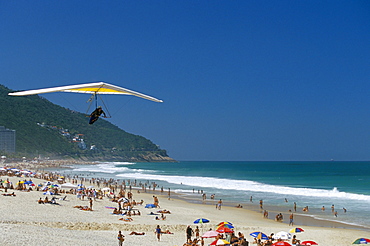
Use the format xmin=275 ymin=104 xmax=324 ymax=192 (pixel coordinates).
xmin=250 ymin=231 xmax=269 ymax=240
xmin=194 ymin=218 xmax=210 ymax=224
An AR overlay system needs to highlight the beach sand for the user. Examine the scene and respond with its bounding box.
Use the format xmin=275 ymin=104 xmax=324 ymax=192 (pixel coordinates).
xmin=0 ymin=173 xmax=369 ymax=246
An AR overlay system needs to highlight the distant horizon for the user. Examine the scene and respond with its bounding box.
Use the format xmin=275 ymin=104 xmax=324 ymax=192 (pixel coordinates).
xmin=176 ymin=159 xmax=370 ymax=162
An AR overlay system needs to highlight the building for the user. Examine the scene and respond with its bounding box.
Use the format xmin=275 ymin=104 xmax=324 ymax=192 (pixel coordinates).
xmin=0 ymin=126 xmax=16 ymax=153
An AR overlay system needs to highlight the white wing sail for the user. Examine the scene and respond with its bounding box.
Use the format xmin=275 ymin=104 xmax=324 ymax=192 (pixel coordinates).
xmin=8 ymin=82 xmax=163 ymax=103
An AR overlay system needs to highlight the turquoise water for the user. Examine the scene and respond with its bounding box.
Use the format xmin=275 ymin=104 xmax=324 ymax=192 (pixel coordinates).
xmin=53 ymin=161 xmax=370 ymax=229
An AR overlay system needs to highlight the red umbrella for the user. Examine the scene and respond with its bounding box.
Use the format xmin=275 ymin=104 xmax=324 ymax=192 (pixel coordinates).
xmin=216 ymin=226 xmax=234 ymax=233
xmin=272 ymin=242 xmax=292 ymax=246
xmin=301 ymin=241 xmax=318 ymax=245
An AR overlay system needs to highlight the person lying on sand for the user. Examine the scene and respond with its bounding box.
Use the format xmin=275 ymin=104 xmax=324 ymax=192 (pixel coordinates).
xmin=129 ymin=231 xmax=145 ymax=235
xmin=162 ymin=230 xmax=173 ymax=234
xmin=38 ymin=198 xmax=44 ymax=204
xmin=2 ymin=192 xmax=16 ymax=196
xmin=74 ymin=205 xmax=92 ymax=211
xmin=119 ymin=217 xmax=133 ymax=222
xmin=157 ymin=209 xmax=171 ymax=214
xmin=50 ymin=197 xmax=60 ymax=205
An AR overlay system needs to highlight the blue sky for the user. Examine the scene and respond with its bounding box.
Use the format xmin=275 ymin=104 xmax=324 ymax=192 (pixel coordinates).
xmin=1 ymin=1 xmax=369 ymax=161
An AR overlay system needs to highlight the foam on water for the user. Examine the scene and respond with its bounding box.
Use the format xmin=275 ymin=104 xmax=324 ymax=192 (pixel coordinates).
xmin=116 ymin=172 xmax=370 ymax=202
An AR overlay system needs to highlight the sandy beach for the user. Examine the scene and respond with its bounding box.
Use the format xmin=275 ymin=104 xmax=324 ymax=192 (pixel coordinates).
xmin=0 ymin=164 xmax=369 ymax=246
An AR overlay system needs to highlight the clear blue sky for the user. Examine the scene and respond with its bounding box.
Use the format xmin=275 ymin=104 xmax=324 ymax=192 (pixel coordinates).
xmin=1 ymin=1 xmax=369 ymax=161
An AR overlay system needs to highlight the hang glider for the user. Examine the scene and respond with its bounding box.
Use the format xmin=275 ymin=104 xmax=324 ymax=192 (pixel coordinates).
xmin=8 ymin=81 xmax=163 ymax=103
xmin=9 ymin=82 xmax=163 ymax=125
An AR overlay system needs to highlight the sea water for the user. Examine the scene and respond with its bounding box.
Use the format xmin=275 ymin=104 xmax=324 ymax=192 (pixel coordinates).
xmin=51 ymin=161 xmax=370 ymax=229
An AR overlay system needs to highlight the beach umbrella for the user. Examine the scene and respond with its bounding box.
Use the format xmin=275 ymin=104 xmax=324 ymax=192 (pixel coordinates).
xmin=216 ymin=223 xmax=234 ymax=229
xmin=301 ymin=241 xmax=318 ymax=245
xmin=273 ymin=231 xmax=292 ymax=240
xmin=217 ymin=221 xmax=233 ymax=226
xmin=272 ymin=242 xmax=292 ymax=246
xmin=194 ymin=218 xmax=210 ymax=224
xmin=289 ymin=227 xmax=304 ymax=233
xmin=202 ymin=230 xmax=219 ymax=238
xmin=353 ymin=238 xmax=370 ymax=244
xmin=210 ymin=239 xmax=230 ymax=245
xmin=216 ymin=226 xmax=234 ymax=233
xmin=250 ymin=232 xmax=269 ymax=240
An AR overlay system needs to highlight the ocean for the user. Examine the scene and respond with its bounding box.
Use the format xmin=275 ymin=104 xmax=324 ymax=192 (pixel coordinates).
xmin=50 ymin=161 xmax=370 ymax=230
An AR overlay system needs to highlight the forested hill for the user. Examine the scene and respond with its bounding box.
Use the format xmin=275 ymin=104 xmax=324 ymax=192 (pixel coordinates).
xmin=0 ymin=84 xmax=174 ymax=162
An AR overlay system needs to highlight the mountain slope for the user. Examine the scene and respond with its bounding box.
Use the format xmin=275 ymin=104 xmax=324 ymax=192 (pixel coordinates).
xmin=0 ymin=84 xmax=173 ymax=162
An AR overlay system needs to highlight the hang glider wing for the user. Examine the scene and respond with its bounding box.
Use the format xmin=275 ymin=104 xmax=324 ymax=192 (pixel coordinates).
xmin=8 ymin=82 xmax=163 ymax=103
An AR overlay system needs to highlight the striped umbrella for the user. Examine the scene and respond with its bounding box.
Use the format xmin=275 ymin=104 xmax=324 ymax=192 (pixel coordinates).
xmin=250 ymin=231 xmax=269 ymax=240
xmin=210 ymin=239 xmax=230 ymax=245
xmin=289 ymin=227 xmax=304 ymax=233
xmin=194 ymin=218 xmax=210 ymax=224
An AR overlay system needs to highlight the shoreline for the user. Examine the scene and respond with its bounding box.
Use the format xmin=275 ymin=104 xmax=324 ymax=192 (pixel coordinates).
xmin=149 ymin=187 xmax=370 ymax=232
xmin=4 ymin=160 xmax=370 ymax=232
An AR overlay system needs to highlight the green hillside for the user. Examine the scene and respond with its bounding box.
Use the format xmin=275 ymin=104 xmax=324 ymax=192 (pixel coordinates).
xmin=0 ymin=85 xmax=173 ymax=162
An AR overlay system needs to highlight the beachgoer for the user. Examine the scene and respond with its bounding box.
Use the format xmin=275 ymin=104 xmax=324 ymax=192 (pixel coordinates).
xmin=217 ymin=199 xmax=222 ymax=210
xmin=117 ymin=231 xmax=125 ymax=246
xmin=195 ymin=226 xmax=200 ymax=238
xmin=129 ymin=231 xmax=145 ymax=235
xmin=292 ymin=235 xmax=300 ymax=245
xmin=155 ymin=225 xmax=162 ymax=241
xmin=289 ymin=213 xmax=294 ymax=226
xmin=186 ymin=225 xmax=193 ymax=240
